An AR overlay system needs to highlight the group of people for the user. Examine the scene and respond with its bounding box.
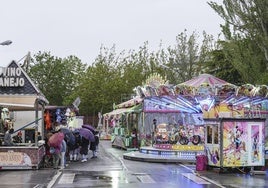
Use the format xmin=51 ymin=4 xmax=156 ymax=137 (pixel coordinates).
xmin=44 ymin=126 xmax=100 ymax=169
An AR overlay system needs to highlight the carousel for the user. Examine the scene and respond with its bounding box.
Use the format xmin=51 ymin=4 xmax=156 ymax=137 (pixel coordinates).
xmin=119 ymin=73 xmax=268 ymax=167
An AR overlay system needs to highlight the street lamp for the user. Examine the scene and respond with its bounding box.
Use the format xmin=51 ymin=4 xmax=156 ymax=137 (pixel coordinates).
xmin=0 ymin=40 xmax=12 ymax=46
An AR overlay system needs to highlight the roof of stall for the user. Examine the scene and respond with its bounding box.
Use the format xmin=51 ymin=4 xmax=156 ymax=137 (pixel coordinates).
xmin=115 ymin=97 xmax=143 ymax=109
xmin=0 ymin=61 xmax=48 ymax=110
xmin=104 ymin=104 xmax=142 ymax=118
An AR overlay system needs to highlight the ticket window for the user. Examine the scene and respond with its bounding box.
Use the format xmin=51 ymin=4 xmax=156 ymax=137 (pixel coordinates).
xmin=206 ymin=125 xmax=219 ymax=144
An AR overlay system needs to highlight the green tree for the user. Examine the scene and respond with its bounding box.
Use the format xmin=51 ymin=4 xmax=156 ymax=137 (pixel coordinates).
xmin=203 ymin=47 xmax=243 ymax=85
xmin=76 ymin=46 xmax=124 ymax=115
xmin=158 ymin=30 xmax=216 ymax=84
xmin=208 ymin=0 xmax=268 ymax=84
xmin=76 ymin=44 xmax=154 ymax=115
xmin=28 ymin=52 xmax=86 ymax=106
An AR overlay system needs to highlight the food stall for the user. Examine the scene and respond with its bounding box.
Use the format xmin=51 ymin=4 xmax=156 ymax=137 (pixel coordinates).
xmin=0 ymin=61 xmax=48 ymax=169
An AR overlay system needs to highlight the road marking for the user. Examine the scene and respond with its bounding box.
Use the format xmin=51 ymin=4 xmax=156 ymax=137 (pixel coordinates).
xmin=47 ymin=170 xmax=62 ymax=188
xmin=136 ymin=175 xmax=156 ymax=183
xmin=179 ymin=164 xmax=226 ymax=188
xmin=33 ymin=184 xmax=42 ymax=188
xmin=198 ymin=175 xmax=226 ymax=188
xmin=58 ymin=173 xmax=75 ymax=184
xmin=179 ymin=163 xmax=195 ymax=173
xmin=181 ymin=173 xmax=210 ymax=184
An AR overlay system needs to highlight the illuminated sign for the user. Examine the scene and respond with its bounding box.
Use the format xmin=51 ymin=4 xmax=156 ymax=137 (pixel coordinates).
xmin=0 ymin=67 xmax=25 ymax=87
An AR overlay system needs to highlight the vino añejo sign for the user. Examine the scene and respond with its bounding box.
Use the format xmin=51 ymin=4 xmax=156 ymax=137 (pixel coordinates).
xmin=0 ymin=67 xmax=25 ymax=87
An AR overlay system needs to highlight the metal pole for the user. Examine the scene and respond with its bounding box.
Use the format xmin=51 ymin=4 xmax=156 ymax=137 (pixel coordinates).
xmin=35 ymin=100 xmax=38 ymax=147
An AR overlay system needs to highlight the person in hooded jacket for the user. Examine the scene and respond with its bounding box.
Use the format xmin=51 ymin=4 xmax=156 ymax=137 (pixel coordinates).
xmin=89 ymin=131 xmax=99 ymax=158
xmin=48 ymin=131 xmax=63 ymax=169
xmin=69 ymin=130 xmax=81 ymax=161
xmin=80 ymin=136 xmax=89 ymax=162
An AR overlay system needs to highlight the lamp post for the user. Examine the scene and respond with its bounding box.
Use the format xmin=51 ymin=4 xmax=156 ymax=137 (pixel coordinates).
xmin=0 ymin=40 xmax=12 ymax=46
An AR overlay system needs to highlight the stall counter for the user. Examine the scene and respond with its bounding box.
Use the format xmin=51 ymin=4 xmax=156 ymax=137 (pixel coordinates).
xmin=0 ymin=144 xmax=45 ymax=170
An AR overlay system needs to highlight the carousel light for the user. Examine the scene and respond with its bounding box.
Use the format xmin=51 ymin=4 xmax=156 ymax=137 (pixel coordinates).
xmin=176 ymin=96 xmax=200 ymax=113
xmin=207 ymin=98 xmax=215 ymax=111
xmin=148 ymin=97 xmax=195 ymax=113
xmin=233 ymin=96 xmax=250 ymax=106
xmin=251 ymin=97 xmax=267 ymax=105
xmin=221 ymin=95 xmax=234 ymax=104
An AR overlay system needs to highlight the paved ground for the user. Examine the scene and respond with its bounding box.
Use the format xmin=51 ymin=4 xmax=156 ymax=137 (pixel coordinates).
xmin=48 ymin=140 xmax=268 ymax=188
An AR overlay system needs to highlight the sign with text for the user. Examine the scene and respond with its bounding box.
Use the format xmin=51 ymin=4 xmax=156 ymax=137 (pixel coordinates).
xmin=0 ymin=67 xmax=25 ymax=87
xmin=0 ymin=152 xmax=32 ymax=166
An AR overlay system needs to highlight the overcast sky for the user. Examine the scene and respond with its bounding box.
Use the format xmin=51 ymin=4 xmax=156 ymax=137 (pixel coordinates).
xmin=0 ymin=0 xmax=223 ymax=67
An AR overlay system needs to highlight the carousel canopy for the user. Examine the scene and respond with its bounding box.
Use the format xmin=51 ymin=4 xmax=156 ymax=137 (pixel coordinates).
xmin=175 ymin=74 xmax=237 ymax=96
xmin=179 ymin=74 xmax=229 ymax=88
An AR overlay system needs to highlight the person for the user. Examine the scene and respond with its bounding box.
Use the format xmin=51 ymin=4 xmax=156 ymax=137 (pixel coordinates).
xmin=80 ymin=136 xmax=89 ymax=162
xmin=12 ymin=131 xmax=22 ymax=143
xmin=37 ymin=132 xmax=42 ymax=141
xmin=152 ymin=119 xmax=157 ymax=146
xmin=131 ymin=128 xmax=138 ymax=148
xmin=69 ymin=130 xmax=81 ymax=162
xmin=3 ymin=128 xmax=14 ymax=146
xmin=60 ymin=139 xmax=67 ymax=168
xmin=48 ymin=132 xmax=63 ymax=169
xmin=44 ymin=132 xmax=53 ymax=168
xmin=90 ymin=131 xmax=99 ymax=159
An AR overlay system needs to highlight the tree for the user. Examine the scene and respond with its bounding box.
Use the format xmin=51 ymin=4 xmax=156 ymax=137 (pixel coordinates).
xmin=158 ymin=30 xmax=216 ymax=84
xmin=208 ymin=0 xmax=268 ymax=84
xmin=75 ymin=45 xmax=124 ymax=115
xmin=75 ymin=44 xmax=154 ymax=115
xmin=28 ymin=52 xmax=86 ymax=106
xmin=203 ymin=47 xmax=243 ymax=85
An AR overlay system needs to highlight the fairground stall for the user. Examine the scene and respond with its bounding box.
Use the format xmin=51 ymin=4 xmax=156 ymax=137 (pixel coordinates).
xmin=175 ymin=74 xmax=268 ymax=171
xmin=103 ymin=97 xmax=142 ymax=149
xmin=44 ymin=104 xmax=84 ymax=134
xmin=205 ymin=118 xmax=265 ymax=169
xmin=0 ymin=61 xmax=48 ymax=169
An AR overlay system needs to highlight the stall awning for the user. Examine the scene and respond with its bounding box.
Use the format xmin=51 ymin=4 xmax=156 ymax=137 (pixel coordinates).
xmin=104 ymin=104 xmax=142 ymax=119
xmin=0 ymin=95 xmax=43 ymax=110
xmin=104 ymin=108 xmax=132 ymax=117
xmin=116 ymin=97 xmax=143 ymax=109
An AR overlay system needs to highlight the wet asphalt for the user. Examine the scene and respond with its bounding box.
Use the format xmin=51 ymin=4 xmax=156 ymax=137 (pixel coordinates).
xmin=0 ymin=141 xmax=268 ymax=188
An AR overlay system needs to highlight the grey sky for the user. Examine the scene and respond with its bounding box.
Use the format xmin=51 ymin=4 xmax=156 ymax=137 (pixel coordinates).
xmin=0 ymin=0 xmax=223 ymax=67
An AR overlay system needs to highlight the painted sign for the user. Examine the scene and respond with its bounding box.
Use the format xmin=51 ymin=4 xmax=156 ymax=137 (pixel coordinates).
xmin=0 ymin=152 xmax=32 ymax=166
xmin=0 ymin=67 xmax=25 ymax=87
xmin=222 ymin=121 xmax=264 ymax=167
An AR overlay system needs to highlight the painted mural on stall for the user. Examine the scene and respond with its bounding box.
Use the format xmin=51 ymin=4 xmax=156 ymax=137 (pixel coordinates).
xmin=222 ymin=121 xmax=264 ymax=167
